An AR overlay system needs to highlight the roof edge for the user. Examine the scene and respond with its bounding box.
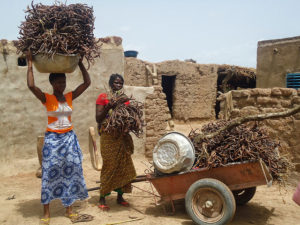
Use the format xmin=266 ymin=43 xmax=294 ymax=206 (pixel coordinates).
xmin=258 ymin=35 xmax=300 ymax=47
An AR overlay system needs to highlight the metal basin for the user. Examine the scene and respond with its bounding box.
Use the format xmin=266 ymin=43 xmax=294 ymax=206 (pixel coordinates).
xmin=153 ymin=132 xmax=195 ymax=174
xmin=33 ymin=53 xmax=80 ymax=73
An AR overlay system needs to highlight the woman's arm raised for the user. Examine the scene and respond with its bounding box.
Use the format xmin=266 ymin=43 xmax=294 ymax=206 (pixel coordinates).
xmin=26 ymin=51 xmax=46 ymax=103
xmin=72 ymin=57 xmax=91 ymax=100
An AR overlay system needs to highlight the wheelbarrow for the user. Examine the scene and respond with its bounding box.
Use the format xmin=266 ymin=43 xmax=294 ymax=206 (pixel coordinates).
xmin=88 ymin=160 xmax=272 ymax=225
xmin=87 ymin=127 xmax=273 ymax=225
xmin=139 ymin=160 xmax=272 ymax=225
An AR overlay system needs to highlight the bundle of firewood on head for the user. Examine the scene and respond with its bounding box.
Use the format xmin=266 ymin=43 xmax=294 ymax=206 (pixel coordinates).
xmin=16 ymin=1 xmax=100 ymax=67
xmin=104 ymin=92 xmax=146 ymax=138
xmin=189 ymin=105 xmax=300 ymax=182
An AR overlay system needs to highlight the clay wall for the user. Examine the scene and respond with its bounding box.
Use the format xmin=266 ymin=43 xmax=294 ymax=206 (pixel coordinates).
xmin=124 ymin=57 xmax=152 ymax=87
xmin=218 ymin=88 xmax=300 ymax=172
xmin=125 ymin=58 xmax=218 ymax=121
xmin=144 ymin=86 xmax=171 ymax=157
xmin=0 ymin=38 xmax=125 ymax=175
xmin=257 ymin=36 xmax=300 ymax=88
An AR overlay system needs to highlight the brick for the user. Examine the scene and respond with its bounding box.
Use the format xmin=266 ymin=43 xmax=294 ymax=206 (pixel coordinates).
xmin=292 ymin=96 xmax=300 ymax=104
xmin=280 ymin=100 xmax=292 ymax=108
xmin=257 ymin=97 xmax=279 ymax=105
xmin=145 ymin=117 xmax=154 ymax=122
xmin=245 ymin=97 xmax=255 ymax=105
xmin=250 ymin=88 xmax=271 ymax=96
xmin=231 ymin=90 xmax=250 ymax=98
xmin=146 ymin=130 xmax=155 ymax=136
xmin=271 ymin=88 xmax=282 ymax=96
xmin=230 ymin=109 xmax=241 ymax=118
xmin=159 ymin=93 xmax=166 ymax=99
xmin=146 ymin=94 xmax=156 ymax=100
xmin=146 ymin=137 xmax=158 ymax=143
xmin=240 ymin=106 xmax=259 ymax=115
xmin=154 ymin=86 xmax=163 ymax=91
xmin=280 ymin=88 xmax=297 ymax=96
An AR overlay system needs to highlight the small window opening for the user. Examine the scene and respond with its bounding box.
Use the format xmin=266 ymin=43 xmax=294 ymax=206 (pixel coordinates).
xmin=18 ymin=57 xmax=27 ymax=66
xmin=161 ymin=75 xmax=176 ymax=116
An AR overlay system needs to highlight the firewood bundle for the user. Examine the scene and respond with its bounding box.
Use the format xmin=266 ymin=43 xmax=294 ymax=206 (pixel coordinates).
xmin=189 ymin=121 xmax=291 ymax=181
xmin=16 ymin=1 xmax=100 ymax=66
xmin=104 ymin=95 xmax=145 ymax=137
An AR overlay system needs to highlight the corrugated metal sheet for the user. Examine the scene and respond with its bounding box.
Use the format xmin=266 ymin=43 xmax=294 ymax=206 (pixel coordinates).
xmin=286 ymin=73 xmax=300 ymax=90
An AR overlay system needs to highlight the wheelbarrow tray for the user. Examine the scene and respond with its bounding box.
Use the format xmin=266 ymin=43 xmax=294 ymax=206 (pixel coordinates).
xmin=147 ymin=160 xmax=272 ymax=202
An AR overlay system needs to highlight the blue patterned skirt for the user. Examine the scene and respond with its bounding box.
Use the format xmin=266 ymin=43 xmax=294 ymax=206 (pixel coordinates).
xmin=41 ymin=130 xmax=88 ymax=207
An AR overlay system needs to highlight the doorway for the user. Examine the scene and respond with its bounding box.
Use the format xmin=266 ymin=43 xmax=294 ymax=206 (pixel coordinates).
xmin=161 ymin=75 xmax=176 ymax=116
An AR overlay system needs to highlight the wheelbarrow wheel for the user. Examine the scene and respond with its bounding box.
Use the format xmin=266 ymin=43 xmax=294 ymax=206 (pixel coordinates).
xmin=185 ymin=178 xmax=236 ymax=225
xmin=232 ymin=187 xmax=256 ymax=205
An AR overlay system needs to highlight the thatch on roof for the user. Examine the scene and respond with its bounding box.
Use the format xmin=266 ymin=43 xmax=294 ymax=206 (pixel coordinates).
xmin=217 ymin=65 xmax=256 ymax=92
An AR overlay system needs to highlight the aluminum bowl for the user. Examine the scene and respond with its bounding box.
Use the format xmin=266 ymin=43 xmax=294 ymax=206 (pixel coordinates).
xmin=33 ymin=53 xmax=80 ymax=73
xmin=153 ymin=132 xmax=195 ymax=174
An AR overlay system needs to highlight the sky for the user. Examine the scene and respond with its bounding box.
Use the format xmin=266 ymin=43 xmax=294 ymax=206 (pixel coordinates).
xmin=1 ymin=0 xmax=300 ymax=68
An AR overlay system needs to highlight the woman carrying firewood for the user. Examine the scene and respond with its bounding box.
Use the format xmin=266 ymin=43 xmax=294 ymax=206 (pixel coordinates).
xmin=26 ymin=51 xmax=90 ymax=224
xmin=95 ymin=74 xmax=137 ymax=210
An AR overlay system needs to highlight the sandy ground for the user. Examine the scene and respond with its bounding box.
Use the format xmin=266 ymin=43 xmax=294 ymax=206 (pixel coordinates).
xmin=0 ymin=152 xmax=300 ymax=225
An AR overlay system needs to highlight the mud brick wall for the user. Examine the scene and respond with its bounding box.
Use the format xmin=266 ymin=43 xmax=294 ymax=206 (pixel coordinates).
xmin=218 ymin=88 xmax=300 ymax=172
xmin=124 ymin=57 xmax=152 ymax=86
xmin=125 ymin=58 xmax=218 ymax=121
xmin=156 ymin=61 xmax=218 ymax=121
xmin=144 ymin=86 xmax=171 ymax=157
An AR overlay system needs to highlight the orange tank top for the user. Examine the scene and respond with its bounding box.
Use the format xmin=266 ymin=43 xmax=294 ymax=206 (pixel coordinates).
xmin=43 ymin=92 xmax=73 ymax=133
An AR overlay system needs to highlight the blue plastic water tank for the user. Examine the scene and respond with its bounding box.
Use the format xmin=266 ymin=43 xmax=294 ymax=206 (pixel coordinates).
xmin=286 ymin=73 xmax=300 ymax=90
xmin=124 ymin=50 xmax=138 ymax=58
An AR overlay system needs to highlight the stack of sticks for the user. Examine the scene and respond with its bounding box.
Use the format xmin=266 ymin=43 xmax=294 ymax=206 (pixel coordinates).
xmin=188 ymin=120 xmax=291 ymax=181
xmin=16 ymin=1 xmax=100 ymax=66
xmin=104 ymin=94 xmax=145 ymax=138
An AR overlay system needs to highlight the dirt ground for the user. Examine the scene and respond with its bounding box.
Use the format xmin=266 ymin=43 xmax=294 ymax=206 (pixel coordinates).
xmin=0 ymin=152 xmax=300 ymax=225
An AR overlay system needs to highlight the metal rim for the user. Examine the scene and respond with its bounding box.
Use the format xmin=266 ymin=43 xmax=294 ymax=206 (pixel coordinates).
xmin=162 ymin=131 xmax=196 ymax=154
xmin=35 ymin=52 xmax=80 ymax=57
xmin=191 ymin=187 xmax=225 ymax=223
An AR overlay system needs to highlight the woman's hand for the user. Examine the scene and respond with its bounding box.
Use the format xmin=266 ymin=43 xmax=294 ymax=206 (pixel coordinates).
xmin=123 ymin=127 xmax=129 ymax=135
xmin=108 ymin=95 xmax=129 ymax=109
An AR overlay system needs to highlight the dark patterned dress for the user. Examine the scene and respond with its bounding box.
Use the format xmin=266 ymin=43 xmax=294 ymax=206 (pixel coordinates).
xmin=96 ymin=93 xmax=136 ymax=196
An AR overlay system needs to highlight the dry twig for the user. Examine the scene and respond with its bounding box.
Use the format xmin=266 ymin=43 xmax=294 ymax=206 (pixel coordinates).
xmin=189 ymin=105 xmax=300 ymax=181
xmin=104 ymin=93 xmax=145 ymax=137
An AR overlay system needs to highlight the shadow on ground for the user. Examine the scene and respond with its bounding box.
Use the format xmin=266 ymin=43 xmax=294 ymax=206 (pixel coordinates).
xmin=16 ymin=198 xmax=88 ymax=219
xmin=231 ymin=202 xmax=275 ymax=225
xmin=145 ymin=199 xmax=189 ymax=218
xmin=88 ymin=194 xmax=136 ymax=213
xmin=145 ymin=199 xmax=274 ymax=225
